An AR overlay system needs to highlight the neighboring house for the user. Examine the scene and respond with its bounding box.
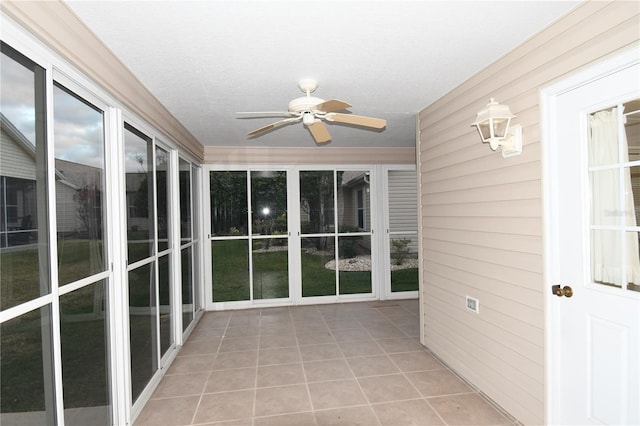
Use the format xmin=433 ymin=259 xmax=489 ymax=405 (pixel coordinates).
xmin=338 ymin=170 xmax=371 ymax=231
xmin=0 ymin=113 xmax=85 ymax=247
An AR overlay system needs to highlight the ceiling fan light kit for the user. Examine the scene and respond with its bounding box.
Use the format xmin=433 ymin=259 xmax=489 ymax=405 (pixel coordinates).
xmin=239 ymin=79 xmax=387 ymax=144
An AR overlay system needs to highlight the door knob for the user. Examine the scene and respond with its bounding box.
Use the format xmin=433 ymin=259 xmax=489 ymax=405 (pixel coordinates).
xmin=552 ymin=285 xmax=573 ymax=298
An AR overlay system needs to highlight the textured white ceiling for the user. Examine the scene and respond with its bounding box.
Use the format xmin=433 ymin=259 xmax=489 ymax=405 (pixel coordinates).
xmin=65 ymin=0 xmax=579 ymax=148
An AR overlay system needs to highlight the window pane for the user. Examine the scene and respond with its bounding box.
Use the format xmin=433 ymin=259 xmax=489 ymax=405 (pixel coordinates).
xmin=301 ymin=237 xmax=335 ymax=297
xmin=627 ymin=232 xmax=640 ymax=292
xmin=589 ymin=109 xmax=620 ymax=167
xmin=300 ymin=171 xmax=334 ymax=234
xmin=338 ymin=235 xmax=372 ymax=294
xmin=590 ymin=169 xmax=621 ymax=227
xmin=388 ymin=170 xmax=418 ymax=233
xmin=128 ymin=262 xmax=158 ymax=402
xmin=631 ymin=165 xmax=640 ymax=226
xmin=338 ymin=170 xmax=370 ymax=232
xmin=212 ymin=239 xmax=249 ymax=302
xmin=156 ymin=147 xmax=169 ymax=252
xmin=210 ymin=171 xmax=247 ymax=236
xmin=181 ymin=247 xmax=193 ymax=331
xmin=60 ymin=281 xmax=110 ymax=425
xmin=251 ymin=171 xmax=287 ymax=235
xmin=179 ymin=159 xmax=192 ymax=244
xmin=158 ymin=254 xmax=172 ymax=356
xmin=1 ymin=306 xmax=55 ymax=425
xmin=1 ymin=45 xmax=50 ymax=309
xmin=390 ymin=235 xmax=419 ymax=292
xmin=591 ymin=229 xmax=622 ymax=288
xmin=125 ymin=124 xmax=154 ymax=263
xmin=253 ymin=239 xmax=288 ymax=300
xmin=53 ymin=83 xmax=106 ymax=285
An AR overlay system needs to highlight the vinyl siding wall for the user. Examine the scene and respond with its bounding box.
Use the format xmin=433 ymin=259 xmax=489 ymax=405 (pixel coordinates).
xmin=417 ymin=1 xmax=639 ymax=424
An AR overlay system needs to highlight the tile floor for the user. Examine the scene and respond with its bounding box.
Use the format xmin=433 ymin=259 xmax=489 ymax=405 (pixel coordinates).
xmin=135 ymin=299 xmax=517 ymax=425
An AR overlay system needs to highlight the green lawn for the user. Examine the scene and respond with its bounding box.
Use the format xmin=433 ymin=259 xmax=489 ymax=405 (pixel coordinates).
xmin=212 ymin=240 xmax=377 ymax=300
xmin=391 ymin=267 xmax=419 ymax=292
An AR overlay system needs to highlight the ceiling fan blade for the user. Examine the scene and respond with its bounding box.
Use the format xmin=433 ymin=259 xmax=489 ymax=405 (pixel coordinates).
xmin=315 ymin=99 xmax=352 ymax=113
xmin=247 ymin=117 xmax=301 ymax=137
xmin=307 ymin=120 xmax=332 ymax=144
xmin=325 ymin=113 xmax=386 ymax=129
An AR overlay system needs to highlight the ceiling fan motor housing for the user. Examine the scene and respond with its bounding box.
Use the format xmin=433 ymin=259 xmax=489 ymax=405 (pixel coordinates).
xmin=288 ymin=96 xmax=325 ymax=114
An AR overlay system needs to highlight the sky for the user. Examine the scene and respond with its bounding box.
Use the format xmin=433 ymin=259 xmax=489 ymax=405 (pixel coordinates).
xmin=2 ymin=49 xmax=106 ymax=170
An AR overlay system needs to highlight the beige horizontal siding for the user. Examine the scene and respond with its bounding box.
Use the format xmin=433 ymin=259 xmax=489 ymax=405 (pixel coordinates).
xmin=203 ymin=146 xmax=416 ymax=165
xmin=418 ymin=1 xmax=640 ymax=424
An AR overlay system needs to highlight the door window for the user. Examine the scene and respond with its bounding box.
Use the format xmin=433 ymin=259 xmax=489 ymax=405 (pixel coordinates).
xmin=589 ymin=100 xmax=640 ymax=292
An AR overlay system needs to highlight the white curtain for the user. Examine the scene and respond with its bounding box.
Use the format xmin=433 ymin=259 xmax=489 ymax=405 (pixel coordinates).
xmin=589 ymin=107 xmax=640 ymax=286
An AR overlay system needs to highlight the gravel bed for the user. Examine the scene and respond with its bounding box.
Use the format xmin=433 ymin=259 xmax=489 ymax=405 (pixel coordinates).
xmin=325 ymin=256 xmax=418 ymax=272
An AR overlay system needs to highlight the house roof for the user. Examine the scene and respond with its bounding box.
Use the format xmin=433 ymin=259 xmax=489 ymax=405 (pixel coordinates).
xmin=64 ymin=1 xmax=580 ymax=149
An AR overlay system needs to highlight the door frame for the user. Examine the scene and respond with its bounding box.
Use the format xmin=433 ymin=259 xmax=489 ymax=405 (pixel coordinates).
xmin=380 ymin=164 xmax=419 ymax=300
xmin=203 ymin=164 xmax=383 ymax=310
xmin=541 ymin=46 xmax=640 ymax=424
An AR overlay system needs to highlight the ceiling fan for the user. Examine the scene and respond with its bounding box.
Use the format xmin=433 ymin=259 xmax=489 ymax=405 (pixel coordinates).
xmin=238 ymin=79 xmax=387 ymax=144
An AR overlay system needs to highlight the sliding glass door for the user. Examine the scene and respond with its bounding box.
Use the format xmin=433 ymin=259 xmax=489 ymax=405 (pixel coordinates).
xmin=385 ymin=168 xmax=419 ymax=297
xmin=299 ymin=170 xmax=373 ymax=298
xmin=210 ymin=170 xmax=289 ymax=303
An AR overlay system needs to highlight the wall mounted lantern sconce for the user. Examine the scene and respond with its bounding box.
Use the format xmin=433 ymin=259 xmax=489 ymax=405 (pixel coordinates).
xmin=472 ymin=98 xmax=522 ymax=158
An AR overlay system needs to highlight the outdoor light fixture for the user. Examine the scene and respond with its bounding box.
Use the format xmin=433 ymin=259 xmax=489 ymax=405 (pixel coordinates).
xmin=472 ymin=98 xmax=522 ymax=158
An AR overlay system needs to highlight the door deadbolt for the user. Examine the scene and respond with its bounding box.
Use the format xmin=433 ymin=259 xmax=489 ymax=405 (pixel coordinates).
xmin=551 ymin=285 xmax=573 ymax=298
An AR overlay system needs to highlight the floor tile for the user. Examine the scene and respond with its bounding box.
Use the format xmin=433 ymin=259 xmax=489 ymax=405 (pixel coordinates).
xmin=299 ymin=343 xmax=343 ymax=361
xmin=297 ymin=330 xmax=335 ymax=346
xmin=143 ymin=300 xmax=518 ymax=426
xmin=428 ymin=393 xmax=511 ymax=425
xmin=314 ymin=405 xmax=380 ymax=426
xmin=308 ymin=379 xmax=368 ymax=410
xmin=338 ymin=340 xmax=383 ymax=358
xmin=346 ymin=354 xmax=399 ymax=377
xmin=259 ymin=332 xmax=297 ymax=349
xmin=197 ymin=313 xmax=231 ymax=329
xmin=259 ymin=323 xmax=295 ymax=336
xmin=188 ymin=327 xmax=226 ymax=342
xmin=180 ymin=337 xmax=222 ymax=356
xmin=152 ymin=372 xmax=208 ymax=398
xmin=135 ymin=396 xmax=199 ymax=425
xmin=303 ymin=359 xmax=354 ymax=382
xmin=167 ymin=354 xmax=215 ymax=374
xmin=198 ymin=419 xmax=253 ymax=426
xmin=254 ymin=412 xmax=317 ymax=425
xmin=219 ymin=336 xmax=259 ymax=353
xmin=254 ymin=384 xmax=312 ymax=417
xmin=258 ymin=346 xmax=301 ymax=366
xmin=405 ymin=369 xmax=472 ymax=397
xmin=324 ymin=319 xmax=360 ymax=331
xmin=357 ymin=374 xmax=421 ymax=403
xmin=388 ymin=351 xmax=444 ymax=372
xmin=205 ymin=367 xmax=257 ymax=393
xmin=372 ymin=399 xmax=444 ymax=425
xmin=257 ymin=363 xmax=305 ymax=387
xmin=193 ymin=390 xmax=254 ymax=424
xmin=330 ymin=328 xmax=372 ymax=342
xmin=224 ymin=326 xmax=260 ymax=338
xmin=375 ymin=337 xmax=424 ymax=354
xmin=211 ymin=350 xmax=257 ymax=370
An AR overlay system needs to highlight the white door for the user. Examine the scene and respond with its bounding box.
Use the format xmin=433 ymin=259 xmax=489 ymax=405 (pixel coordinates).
xmin=543 ymin=49 xmax=640 ymax=425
